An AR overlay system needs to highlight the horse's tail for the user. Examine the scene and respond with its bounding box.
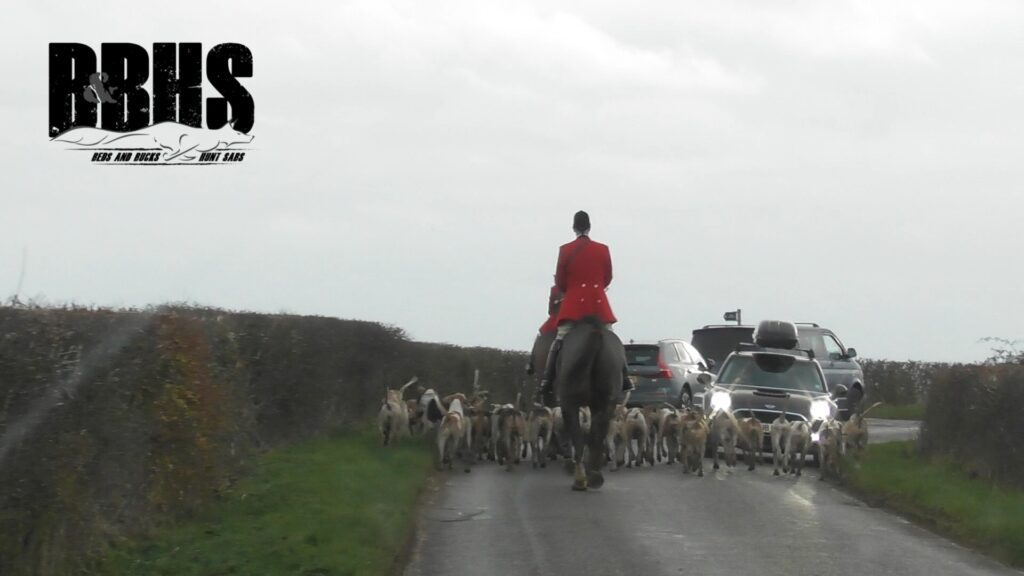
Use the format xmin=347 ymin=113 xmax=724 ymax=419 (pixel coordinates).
xmin=564 ymin=316 xmax=604 ymax=383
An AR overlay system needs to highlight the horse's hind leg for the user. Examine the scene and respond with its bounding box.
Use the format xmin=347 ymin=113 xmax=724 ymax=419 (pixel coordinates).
xmin=587 ymin=408 xmax=609 ymax=489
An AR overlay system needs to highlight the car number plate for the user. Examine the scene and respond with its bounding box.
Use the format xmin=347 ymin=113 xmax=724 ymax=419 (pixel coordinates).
xmin=761 ymin=423 xmax=771 ymax=433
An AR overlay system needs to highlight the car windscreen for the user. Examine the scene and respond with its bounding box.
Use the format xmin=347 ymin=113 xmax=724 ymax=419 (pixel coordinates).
xmin=716 ymin=354 xmax=826 ymax=392
xmin=625 ymin=345 xmax=660 ymax=366
xmin=690 ymin=328 xmax=754 ymax=367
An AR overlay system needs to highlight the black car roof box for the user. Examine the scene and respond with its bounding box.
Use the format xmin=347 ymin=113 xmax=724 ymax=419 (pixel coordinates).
xmin=753 ymin=320 xmax=799 ymax=350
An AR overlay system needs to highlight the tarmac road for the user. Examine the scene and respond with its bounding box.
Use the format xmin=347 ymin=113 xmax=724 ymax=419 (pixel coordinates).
xmin=864 ymin=418 xmax=919 ymax=444
xmin=405 ymin=420 xmax=1021 ymax=576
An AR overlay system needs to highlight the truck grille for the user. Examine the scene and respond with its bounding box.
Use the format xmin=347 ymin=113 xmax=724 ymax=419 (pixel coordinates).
xmin=734 ymin=409 xmax=807 ymax=425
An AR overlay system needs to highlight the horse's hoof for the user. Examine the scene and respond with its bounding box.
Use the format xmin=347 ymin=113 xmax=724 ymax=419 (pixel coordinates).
xmin=773 ymin=470 xmax=780 ymax=476
xmin=572 ymin=481 xmax=588 ymax=491
xmin=713 ymin=464 xmax=719 ymax=470
xmin=464 ymin=468 xmax=471 ymax=474
xmin=540 ymin=462 xmax=547 ymax=469
xmin=697 ymin=470 xmax=704 ymax=477
xmin=748 ymin=466 xmax=755 ymax=472
xmin=587 ymin=471 xmax=605 ymax=489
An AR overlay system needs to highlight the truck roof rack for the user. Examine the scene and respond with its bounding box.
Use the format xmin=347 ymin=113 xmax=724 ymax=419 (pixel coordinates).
xmin=700 ymin=324 xmax=754 ymax=329
xmin=794 ymin=322 xmax=820 ymax=327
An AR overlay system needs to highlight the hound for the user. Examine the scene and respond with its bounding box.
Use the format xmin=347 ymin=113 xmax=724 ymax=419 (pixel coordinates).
xmin=547 ymin=406 xmax=568 ymax=460
xmin=419 ymin=388 xmax=447 ymax=434
xmin=442 ymin=392 xmax=469 ymax=409
xmin=405 ymin=398 xmax=422 ymax=436
xmin=437 ymin=398 xmax=470 ymax=473
xmin=786 ymin=421 xmax=811 ymax=476
xmin=710 ymin=409 xmax=739 ymax=470
xmin=378 ymin=377 xmax=418 ymax=445
xmin=526 ymin=405 xmax=554 ymax=469
xmin=496 ymin=405 xmax=526 ymax=472
xmin=467 ymin=402 xmax=492 ymax=462
xmin=623 ymin=407 xmax=649 ymax=468
xmin=642 ymin=405 xmax=663 ymax=464
xmin=679 ymin=407 xmax=709 ymax=477
xmin=490 ymin=403 xmax=512 ymax=461
xmin=770 ymin=411 xmax=792 ymax=476
xmin=736 ymin=415 xmax=763 ymax=471
xmin=842 ymin=402 xmax=883 ymax=455
xmin=659 ymin=405 xmax=684 ymax=465
xmin=606 ymin=403 xmax=629 ymax=470
xmin=578 ymin=406 xmax=592 ymax=438
xmin=819 ymin=417 xmax=845 ymax=482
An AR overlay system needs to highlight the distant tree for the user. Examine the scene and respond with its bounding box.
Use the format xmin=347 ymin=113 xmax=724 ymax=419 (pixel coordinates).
xmin=979 ymin=337 xmax=1024 ymax=365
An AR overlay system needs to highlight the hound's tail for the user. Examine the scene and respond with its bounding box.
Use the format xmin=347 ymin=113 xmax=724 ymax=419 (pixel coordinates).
xmin=398 ymin=376 xmax=419 ymax=398
xmin=859 ymin=401 xmax=884 ymax=418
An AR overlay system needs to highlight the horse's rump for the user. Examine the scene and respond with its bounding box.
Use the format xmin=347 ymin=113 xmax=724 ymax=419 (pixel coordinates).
xmin=562 ymin=316 xmax=606 ymax=385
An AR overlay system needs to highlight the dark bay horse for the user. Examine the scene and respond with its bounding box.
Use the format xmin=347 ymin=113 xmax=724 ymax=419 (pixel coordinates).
xmin=552 ymin=317 xmax=626 ymax=491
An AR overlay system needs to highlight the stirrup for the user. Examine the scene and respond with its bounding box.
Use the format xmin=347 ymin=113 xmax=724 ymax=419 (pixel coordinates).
xmin=622 ymin=376 xmax=635 ymax=393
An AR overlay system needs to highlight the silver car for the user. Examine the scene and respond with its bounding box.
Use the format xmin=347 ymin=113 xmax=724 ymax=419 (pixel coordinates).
xmin=624 ymin=340 xmax=714 ymax=407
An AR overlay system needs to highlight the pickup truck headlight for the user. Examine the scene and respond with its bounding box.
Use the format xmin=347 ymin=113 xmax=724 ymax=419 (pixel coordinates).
xmin=810 ymin=399 xmax=831 ymax=421
xmin=710 ymin=391 xmax=732 ymax=412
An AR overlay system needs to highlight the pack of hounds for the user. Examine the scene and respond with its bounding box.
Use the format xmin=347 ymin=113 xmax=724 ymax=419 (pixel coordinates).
xmin=379 ymin=372 xmax=881 ymax=481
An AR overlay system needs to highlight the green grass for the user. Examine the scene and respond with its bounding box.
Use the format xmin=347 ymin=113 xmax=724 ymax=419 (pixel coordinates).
xmin=866 ymin=403 xmax=925 ymax=420
xmin=96 ymin=429 xmax=433 ymax=576
xmin=848 ymin=441 xmax=1024 ymax=567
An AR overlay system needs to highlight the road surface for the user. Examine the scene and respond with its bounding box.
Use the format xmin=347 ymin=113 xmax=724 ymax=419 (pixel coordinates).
xmin=865 ymin=418 xmax=919 ymax=444
xmin=405 ymin=420 xmax=1021 ymax=576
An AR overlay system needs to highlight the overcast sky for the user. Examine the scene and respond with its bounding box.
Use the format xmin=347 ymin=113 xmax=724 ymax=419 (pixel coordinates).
xmin=2 ymin=1 xmax=1022 ymax=362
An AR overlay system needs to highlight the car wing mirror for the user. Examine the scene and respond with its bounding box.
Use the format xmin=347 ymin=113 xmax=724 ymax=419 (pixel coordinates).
xmin=697 ymin=373 xmax=712 ymax=386
xmin=830 ymin=384 xmax=848 ymax=399
xmin=706 ymin=358 xmax=716 ymax=370
xmin=845 ymin=347 xmax=857 ymax=359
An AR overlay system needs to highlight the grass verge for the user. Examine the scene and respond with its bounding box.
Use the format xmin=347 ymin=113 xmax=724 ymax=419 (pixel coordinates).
xmin=95 ymin=429 xmax=433 ymax=576
xmin=866 ymin=403 xmax=924 ymax=420
xmin=847 ymin=441 xmax=1024 ymax=567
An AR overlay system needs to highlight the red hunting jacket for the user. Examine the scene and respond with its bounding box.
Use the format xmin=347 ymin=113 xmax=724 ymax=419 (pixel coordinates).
xmin=538 ymin=285 xmax=562 ymax=334
xmin=554 ymin=235 xmax=617 ymax=325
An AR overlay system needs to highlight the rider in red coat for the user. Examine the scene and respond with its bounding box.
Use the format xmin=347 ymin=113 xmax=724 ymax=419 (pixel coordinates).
xmin=536 ymin=211 xmax=633 ymax=405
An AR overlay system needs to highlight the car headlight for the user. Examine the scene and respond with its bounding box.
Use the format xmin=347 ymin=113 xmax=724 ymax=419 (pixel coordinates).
xmin=810 ymin=399 xmax=831 ymax=421
xmin=710 ymin=391 xmax=732 ymax=412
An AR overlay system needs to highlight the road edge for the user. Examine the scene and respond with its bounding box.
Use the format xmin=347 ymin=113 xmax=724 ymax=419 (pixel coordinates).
xmin=392 ymin=469 xmax=442 ymax=576
xmin=839 ymin=442 xmax=1023 ymax=571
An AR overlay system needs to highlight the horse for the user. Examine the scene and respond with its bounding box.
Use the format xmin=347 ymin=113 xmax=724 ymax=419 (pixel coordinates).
xmin=554 ymin=316 xmax=626 ymax=491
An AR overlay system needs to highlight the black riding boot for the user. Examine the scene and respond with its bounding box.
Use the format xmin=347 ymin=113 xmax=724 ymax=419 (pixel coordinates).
xmin=535 ymin=338 xmax=563 ymax=407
